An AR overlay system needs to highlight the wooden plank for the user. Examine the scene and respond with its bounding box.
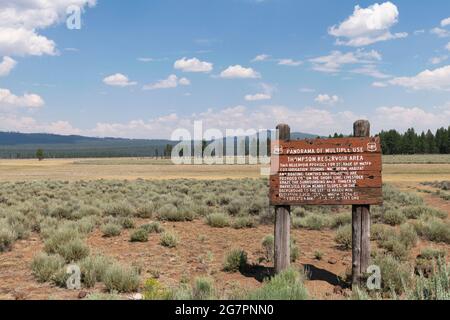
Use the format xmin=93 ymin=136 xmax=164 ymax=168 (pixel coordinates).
xmin=270 ymin=187 xmax=382 ymax=206
xmin=274 ymin=124 xmax=291 ymax=275
xmin=275 ymin=206 xmax=290 ymax=273
xmin=352 ymin=120 xmax=372 ymax=288
xmin=272 ymin=137 xmax=381 ymax=155
xmin=269 ymin=135 xmax=383 ymax=206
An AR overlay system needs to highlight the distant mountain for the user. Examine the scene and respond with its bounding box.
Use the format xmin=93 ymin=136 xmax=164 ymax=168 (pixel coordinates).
xmin=0 ymin=131 xmax=321 ymax=159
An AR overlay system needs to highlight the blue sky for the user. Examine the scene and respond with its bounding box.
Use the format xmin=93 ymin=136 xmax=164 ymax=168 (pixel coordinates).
xmin=0 ymin=0 xmax=449 ymax=138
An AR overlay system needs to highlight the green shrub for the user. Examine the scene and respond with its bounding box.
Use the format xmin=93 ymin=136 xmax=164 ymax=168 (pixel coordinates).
xmin=101 ymin=223 xmax=122 ymax=237
xmin=414 ymin=218 xmax=450 ymax=244
xmin=407 ymin=259 xmax=450 ymax=300
xmin=193 ymin=277 xmax=216 ymax=300
xmin=329 ymin=213 xmax=352 ymax=229
xmin=399 ymin=223 xmax=418 ymax=248
xmin=383 ymin=209 xmax=406 ymax=226
xmin=143 ymin=278 xmax=170 ymax=300
xmin=57 ymin=238 xmax=90 ymax=263
xmin=247 ymin=268 xmax=308 ymax=300
xmin=80 ymin=255 xmax=112 ymax=288
xmin=157 ymin=204 xmax=188 ymax=222
xmin=232 ymin=216 xmax=256 ymax=229
xmin=419 ymin=247 xmax=447 ymax=261
xmin=206 ymin=213 xmax=230 ymax=228
xmin=0 ymin=224 xmax=15 ymax=252
xmin=402 ymin=206 xmax=447 ymax=220
xmin=140 ymin=222 xmax=164 ymax=234
xmin=371 ymin=224 xmax=391 ymax=241
xmin=160 ymin=232 xmax=178 ymax=248
xmin=104 ymin=202 xmax=134 ymax=217
xmin=314 ymin=251 xmax=324 ymax=260
xmin=262 ymin=235 xmax=274 ymax=262
xmin=103 ymin=264 xmax=140 ymax=293
xmin=373 ymin=253 xmax=412 ymax=294
xmin=335 ymin=225 xmax=352 ymax=250
xmin=119 ymin=217 xmax=135 ymax=229
xmin=130 ymin=228 xmax=148 ymax=242
xmin=135 ymin=202 xmax=154 ymax=218
xmin=290 ymin=240 xmax=300 ymax=263
xmin=31 ymin=253 xmax=65 ymax=282
xmin=294 ymin=214 xmax=329 ymax=230
xmin=223 ymin=249 xmax=247 ymax=272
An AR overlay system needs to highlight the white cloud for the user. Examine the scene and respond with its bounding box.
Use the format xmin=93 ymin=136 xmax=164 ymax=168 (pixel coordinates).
xmin=0 ymin=56 xmax=16 ymax=76
xmin=387 ymin=65 xmax=450 ymax=91
xmin=174 ymin=57 xmax=213 ymax=73
xmin=441 ymin=17 xmax=450 ymax=27
xmin=374 ymin=106 xmax=450 ymax=132
xmin=138 ymin=57 xmax=154 ymax=62
xmin=310 ymin=49 xmax=381 ymax=73
xmin=252 ymin=54 xmax=270 ymax=62
xmin=430 ymin=27 xmax=450 ymax=38
xmin=220 ymin=65 xmax=261 ymax=79
xmin=143 ymin=74 xmax=190 ymax=90
xmin=0 ymin=88 xmax=44 ymax=108
xmin=0 ymin=0 xmax=96 ymax=56
xmin=446 ymin=42 xmax=450 ymax=52
xmin=372 ymin=81 xmax=388 ymax=88
xmin=103 ymin=73 xmax=137 ymax=87
xmin=429 ymin=55 xmax=448 ymax=65
xmin=277 ymin=59 xmax=302 ymax=67
xmin=314 ymin=94 xmax=340 ymax=105
xmin=351 ymin=64 xmax=390 ymax=78
xmin=329 ymin=2 xmax=407 ymax=47
xmin=244 ymin=93 xmax=271 ymax=101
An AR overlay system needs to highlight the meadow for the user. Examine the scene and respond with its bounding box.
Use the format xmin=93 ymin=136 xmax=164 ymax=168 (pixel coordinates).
xmin=0 ymin=173 xmax=448 ymax=300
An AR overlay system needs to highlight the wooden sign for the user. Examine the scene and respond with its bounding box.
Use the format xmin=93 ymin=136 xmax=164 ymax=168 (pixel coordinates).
xmin=270 ymin=137 xmax=383 ymax=206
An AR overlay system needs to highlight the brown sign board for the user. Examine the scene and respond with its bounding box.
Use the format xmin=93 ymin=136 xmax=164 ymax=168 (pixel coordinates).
xmin=269 ymin=137 xmax=383 ymax=206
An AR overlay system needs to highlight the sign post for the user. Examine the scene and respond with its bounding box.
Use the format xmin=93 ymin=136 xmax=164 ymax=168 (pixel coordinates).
xmin=270 ymin=121 xmax=382 ymax=286
xmin=274 ymin=124 xmax=291 ymax=274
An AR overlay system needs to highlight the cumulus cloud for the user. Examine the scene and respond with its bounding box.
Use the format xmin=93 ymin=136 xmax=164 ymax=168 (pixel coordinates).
xmin=143 ymin=74 xmax=190 ymax=90
xmin=310 ymin=49 xmax=381 ymax=73
xmin=0 ymin=0 xmax=96 ymax=56
xmin=442 ymin=17 xmax=450 ymax=27
xmin=430 ymin=27 xmax=450 ymax=38
xmin=220 ymin=65 xmax=261 ymax=79
xmin=174 ymin=57 xmax=213 ymax=73
xmin=387 ymin=65 xmax=450 ymax=91
xmin=314 ymin=94 xmax=340 ymax=105
xmin=0 ymin=88 xmax=44 ymax=108
xmin=103 ymin=73 xmax=137 ymax=87
xmin=374 ymin=106 xmax=450 ymax=132
xmin=329 ymin=2 xmax=407 ymax=47
xmin=0 ymin=56 xmax=16 ymax=76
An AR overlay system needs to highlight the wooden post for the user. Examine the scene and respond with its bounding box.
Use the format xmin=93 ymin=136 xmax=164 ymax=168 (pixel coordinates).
xmin=274 ymin=124 xmax=291 ymax=274
xmin=352 ymin=120 xmax=371 ymax=287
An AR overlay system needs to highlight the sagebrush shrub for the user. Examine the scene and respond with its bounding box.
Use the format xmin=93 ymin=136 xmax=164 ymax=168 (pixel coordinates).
xmin=247 ymin=268 xmax=308 ymax=300
xmin=193 ymin=277 xmax=216 ymax=300
xmin=130 ymin=228 xmax=148 ymax=242
xmin=223 ymin=249 xmax=247 ymax=272
xmin=101 ymin=223 xmax=122 ymax=237
xmin=373 ymin=253 xmax=412 ymax=294
xmin=383 ymin=209 xmax=406 ymax=226
xmin=0 ymin=223 xmax=15 ymax=252
xmin=160 ymin=232 xmax=179 ymax=248
xmin=335 ymin=225 xmax=352 ymax=250
xmin=206 ymin=213 xmax=230 ymax=228
xmin=103 ymin=264 xmax=140 ymax=293
xmin=261 ymin=235 xmax=274 ymax=262
xmin=232 ymin=216 xmax=256 ymax=229
xmin=31 ymin=253 xmax=65 ymax=283
xmin=140 ymin=222 xmax=164 ymax=234
xmin=80 ymin=255 xmax=112 ymax=288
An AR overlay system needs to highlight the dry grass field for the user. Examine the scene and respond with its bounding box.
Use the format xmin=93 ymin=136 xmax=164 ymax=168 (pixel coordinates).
xmin=0 ymin=155 xmax=449 ymax=300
